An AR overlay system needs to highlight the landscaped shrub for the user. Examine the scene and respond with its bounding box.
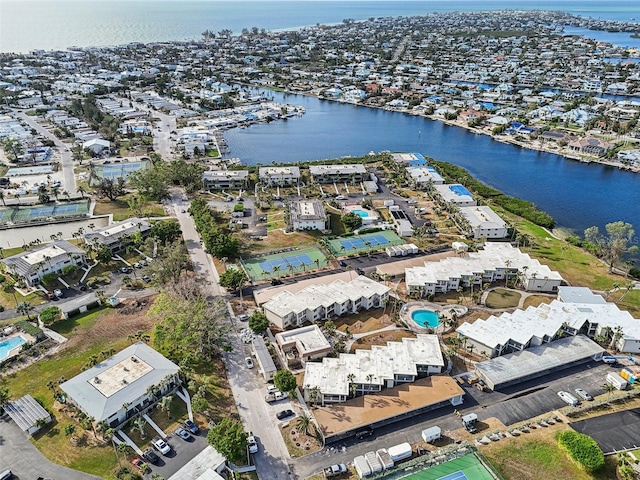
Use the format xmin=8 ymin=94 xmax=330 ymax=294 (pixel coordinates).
xmin=61 ymin=264 xmax=78 ymax=276
xmin=39 ymin=306 xmax=62 ymax=326
xmin=557 ymin=430 xmax=605 ymax=472
xmin=14 ymin=320 xmax=42 ymax=337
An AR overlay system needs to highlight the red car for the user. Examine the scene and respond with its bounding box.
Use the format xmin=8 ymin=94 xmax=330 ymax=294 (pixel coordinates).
xmin=132 ymin=457 xmax=149 ymax=473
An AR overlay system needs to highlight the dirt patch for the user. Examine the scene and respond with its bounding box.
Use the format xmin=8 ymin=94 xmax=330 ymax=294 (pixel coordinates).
xmin=61 ymin=296 xmax=157 ymax=353
xmin=335 ymin=308 xmax=394 ymax=334
xmin=522 ymin=294 xmax=554 ymax=309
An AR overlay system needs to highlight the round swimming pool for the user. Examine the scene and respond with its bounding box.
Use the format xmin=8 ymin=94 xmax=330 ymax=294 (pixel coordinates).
xmin=351 ymin=209 xmax=370 ymax=218
xmin=411 ymin=309 xmax=441 ymax=328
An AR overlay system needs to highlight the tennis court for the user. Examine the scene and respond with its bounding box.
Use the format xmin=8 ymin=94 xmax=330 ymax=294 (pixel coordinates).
xmin=241 ymin=247 xmax=327 ymax=281
xmin=401 ymin=454 xmax=495 ymax=480
xmin=91 ymin=160 xmax=150 ymax=183
xmin=325 ymin=230 xmax=404 ymax=256
xmin=1 ymin=201 xmax=89 ymax=224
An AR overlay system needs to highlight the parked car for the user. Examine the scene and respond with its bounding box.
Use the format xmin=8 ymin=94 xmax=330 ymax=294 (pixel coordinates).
xmin=152 ymin=436 xmax=171 ymax=455
xmin=184 ymin=419 xmax=200 ymax=434
xmin=245 ymin=357 xmax=254 ymax=369
xmin=355 ymin=427 xmax=373 ymax=440
xmin=338 ymin=260 xmax=347 ymax=267
xmin=575 ymin=388 xmax=593 ymax=401
xmin=142 ymin=448 xmax=159 ymax=465
xmin=557 ymin=391 xmax=579 ymax=406
xmin=266 ymin=385 xmax=278 ymax=395
xmin=276 ymin=409 xmax=295 ymax=420
xmin=119 ymin=267 xmax=131 ymax=274
xmin=132 ymin=458 xmax=149 ymax=473
xmin=248 ymin=433 xmax=258 ymax=454
xmin=174 ymin=427 xmax=192 ymax=441
xmin=53 ymin=288 xmax=63 ymax=298
xmin=271 ymin=279 xmax=283 ymax=286
xmin=238 ymin=314 xmax=249 ymax=321
xmin=142 ymin=275 xmax=151 ymax=283
xmin=134 ymin=262 xmax=142 ymax=269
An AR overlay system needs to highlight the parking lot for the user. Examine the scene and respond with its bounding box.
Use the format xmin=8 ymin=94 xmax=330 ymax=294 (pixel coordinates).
xmin=146 ymin=427 xmax=210 ymax=479
xmin=570 ymin=409 xmax=640 ymax=454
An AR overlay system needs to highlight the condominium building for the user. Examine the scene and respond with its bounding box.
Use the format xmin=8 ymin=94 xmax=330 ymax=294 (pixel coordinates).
xmin=262 ymin=275 xmax=390 ymax=329
xmin=202 ymin=170 xmax=249 ymax=191
xmin=290 ymin=200 xmax=327 ymax=231
xmin=84 ymin=217 xmax=151 ymax=253
xmin=258 ymin=166 xmax=300 ymax=186
xmin=405 ymin=242 xmax=563 ymax=297
xmin=308 ymin=164 xmax=368 ymax=184
xmin=302 ymin=334 xmax=446 ymax=405
xmin=458 ymin=206 xmax=508 ymax=239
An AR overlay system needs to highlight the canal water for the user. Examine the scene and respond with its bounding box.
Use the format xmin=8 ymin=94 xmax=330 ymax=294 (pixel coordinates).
xmin=225 ymin=91 xmax=640 ymax=238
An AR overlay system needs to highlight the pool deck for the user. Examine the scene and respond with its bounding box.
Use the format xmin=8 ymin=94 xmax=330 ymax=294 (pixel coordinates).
xmin=0 ymin=331 xmax=36 ymax=362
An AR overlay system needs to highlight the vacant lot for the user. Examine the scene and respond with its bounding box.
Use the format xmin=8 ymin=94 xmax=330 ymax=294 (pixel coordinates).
xmin=485 ymin=288 xmax=521 ymax=308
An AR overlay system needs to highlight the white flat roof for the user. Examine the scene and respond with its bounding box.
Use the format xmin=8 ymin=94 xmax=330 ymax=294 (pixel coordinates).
xmin=459 ymin=205 xmax=506 ymax=229
xmin=254 ymin=271 xmax=355 ymax=305
xmin=406 ymin=243 xmax=562 ymax=287
xmin=303 ymin=334 xmax=443 ymax=397
xmin=458 ymin=297 xmax=639 ymax=350
xmin=433 ymin=183 xmax=474 ymax=204
xmin=22 ymin=244 xmax=68 ymax=266
xmin=276 ymin=325 xmax=330 ymax=354
xmin=309 ymin=164 xmax=366 ymax=175
xmin=92 ymin=355 xmax=153 ymax=397
xmin=263 ymin=275 xmax=390 ymax=318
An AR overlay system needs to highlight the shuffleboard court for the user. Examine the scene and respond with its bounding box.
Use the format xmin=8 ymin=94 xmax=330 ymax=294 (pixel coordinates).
xmin=241 ymin=247 xmax=327 ymax=281
xmin=400 ymin=454 xmax=495 ymax=480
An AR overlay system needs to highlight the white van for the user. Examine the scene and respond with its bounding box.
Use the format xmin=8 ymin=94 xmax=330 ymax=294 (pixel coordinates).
xmin=0 ymin=470 xmax=12 ymax=480
xmin=558 ymin=391 xmax=579 ymax=406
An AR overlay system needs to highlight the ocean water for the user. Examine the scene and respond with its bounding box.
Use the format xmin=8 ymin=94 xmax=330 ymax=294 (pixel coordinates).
xmin=1 ymin=0 xmax=640 ymax=53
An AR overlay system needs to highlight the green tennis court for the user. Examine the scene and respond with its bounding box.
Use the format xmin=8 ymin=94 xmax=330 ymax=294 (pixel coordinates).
xmin=0 ymin=201 xmax=89 ymax=224
xmin=401 ymin=454 xmax=495 ymax=480
xmin=325 ymin=230 xmax=404 ymax=256
xmin=242 ymin=247 xmax=327 ymax=281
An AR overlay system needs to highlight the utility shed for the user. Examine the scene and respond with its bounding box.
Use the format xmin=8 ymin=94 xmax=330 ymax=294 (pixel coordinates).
xmin=5 ymin=394 xmax=52 ymax=436
xmin=475 ymin=335 xmax=605 ymax=391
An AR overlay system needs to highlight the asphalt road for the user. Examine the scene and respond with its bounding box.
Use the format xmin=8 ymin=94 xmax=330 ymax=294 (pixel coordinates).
xmin=0 ymin=414 xmax=101 ymax=480
xmin=14 ymin=111 xmax=77 ymax=196
xmin=570 ymin=409 xmax=640 ymax=454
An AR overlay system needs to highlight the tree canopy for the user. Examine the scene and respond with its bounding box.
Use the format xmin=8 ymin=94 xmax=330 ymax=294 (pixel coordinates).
xmin=39 ymin=306 xmax=62 ymax=326
xmin=342 ymin=212 xmax=363 ymax=232
xmin=151 ymin=220 xmax=182 ymax=245
xmin=248 ymin=311 xmax=269 ymax=334
xmin=584 ymin=221 xmax=639 ymax=271
xmin=189 ymin=198 xmax=240 ymax=259
xmin=206 ymin=418 xmax=247 ymax=465
xmin=274 ymin=370 xmax=297 ymax=394
xmin=218 ymin=269 xmax=247 ymax=291
xmin=151 ymin=277 xmax=232 ymax=364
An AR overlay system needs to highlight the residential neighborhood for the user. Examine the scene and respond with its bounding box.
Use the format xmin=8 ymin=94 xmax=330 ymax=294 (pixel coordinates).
xmin=1 ymin=7 xmax=640 ymax=480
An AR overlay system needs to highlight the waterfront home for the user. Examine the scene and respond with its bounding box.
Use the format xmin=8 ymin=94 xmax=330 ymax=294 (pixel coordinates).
xmin=458 ymin=205 xmax=508 ymax=239
xmin=568 ymin=137 xmax=613 ymax=157
xmin=308 ymin=164 xmax=368 ymax=184
xmin=433 ymin=184 xmax=476 ymax=207
xmin=202 ymin=170 xmax=249 ymax=191
xmin=258 ymin=166 xmax=300 ymax=186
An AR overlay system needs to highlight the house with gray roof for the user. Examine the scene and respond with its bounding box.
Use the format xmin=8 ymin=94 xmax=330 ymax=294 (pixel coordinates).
xmin=1 ymin=240 xmax=86 ymax=287
xmin=84 ymin=217 xmax=151 ymax=253
xmin=60 ymin=342 xmax=181 ymax=427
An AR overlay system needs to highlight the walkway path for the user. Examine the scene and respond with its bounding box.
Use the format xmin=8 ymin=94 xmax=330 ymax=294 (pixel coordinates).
xmin=344 ymin=323 xmax=402 ymax=352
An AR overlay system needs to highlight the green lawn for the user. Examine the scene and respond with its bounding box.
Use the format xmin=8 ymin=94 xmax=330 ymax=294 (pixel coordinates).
xmin=485 ymin=289 xmax=522 ymax=309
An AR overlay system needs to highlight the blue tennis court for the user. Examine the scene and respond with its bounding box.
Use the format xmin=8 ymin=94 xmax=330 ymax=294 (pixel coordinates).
xmin=100 ymin=162 xmax=146 ymax=178
xmin=338 ymin=233 xmax=390 ymax=250
xmin=437 ymin=472 xmax=468 ymax=480
xmin=26 ymin=206 xmax=56 ymax=217
xmin=259 ymin=253 xmax=313 ymax=272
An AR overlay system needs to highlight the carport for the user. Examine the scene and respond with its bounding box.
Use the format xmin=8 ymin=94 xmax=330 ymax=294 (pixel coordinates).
xmin=475 ymin=335 xmax=605 ymax=391
xmin=5 ymin=394 xmax=52 ymax=436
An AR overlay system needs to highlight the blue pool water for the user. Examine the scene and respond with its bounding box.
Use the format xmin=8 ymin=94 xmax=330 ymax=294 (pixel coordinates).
xmin=411 ymin=310 xmax=441 ymax=328
xmin=0 ymin=335 xmax=27 ymax=361
xmin=352 ymin=209 xmax=370 ymax=218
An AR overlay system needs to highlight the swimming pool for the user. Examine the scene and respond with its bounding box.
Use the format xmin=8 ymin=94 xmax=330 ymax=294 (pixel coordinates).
xmin=351 ymin=209 xmax=370 ymax=218
xmin=411 ymin=309 xmax=441 ymax=328
xmin=0 ymin=335 xmax=27 ymax=361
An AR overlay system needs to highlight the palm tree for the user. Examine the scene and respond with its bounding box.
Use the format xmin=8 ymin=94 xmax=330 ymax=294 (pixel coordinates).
xmin=0 ymin=190 xmax=5 ymax=206
xmin=77 ymin=186 xmax=86 ymax=199
xmin=132 ymin=416 xmax=148 ymax=440
xmin=16 ymin=301 xmax=35 ymax=320
xmin=159 ymin=395 xmax=173 ymax=419
xmin=272 ymin=264 xmax=281 ymax=279
xmin=610 ymin=326 xmax=624 ymax=351
xmin=603 ymin=382 xmax=615 ymax=399
xmin=313 ymin=258 xmax=320 ymax=270
xmin=295 ymin=413 xmax=311 ymax=435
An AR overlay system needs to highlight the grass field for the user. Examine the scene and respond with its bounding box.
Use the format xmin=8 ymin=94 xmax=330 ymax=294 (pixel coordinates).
xmin=480 ymin=423 xmax=617 ymax=480
xmin=485 ymin=289 xmax=521 ymax=309
xmin=242 ymin=247 xmax=328 ymax=281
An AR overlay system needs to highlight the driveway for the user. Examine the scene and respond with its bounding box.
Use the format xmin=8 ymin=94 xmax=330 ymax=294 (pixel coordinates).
xmin=0 ymin=415 xmax=101 ymax=479
xmin=147 ymin=427 xmax=210 ymax=480
xmin=570 ymin=409 xmax=640 ymax=454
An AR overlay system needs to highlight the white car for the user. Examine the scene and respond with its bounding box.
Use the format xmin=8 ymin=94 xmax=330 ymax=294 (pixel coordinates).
xmin=53 ymin=288 xmax=63 ymax=298
xmin=152 ymin=436 xmax=171 ymax=455
xmin=248 ymin=434 xmax=258 ymax=454
xmin=245 ymin=357 xmax=254 ymax=369
xmin=557 ymin=391 xmax=579 ymax=406
xmin=575 ymin=388 xmax=593 ymax=401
